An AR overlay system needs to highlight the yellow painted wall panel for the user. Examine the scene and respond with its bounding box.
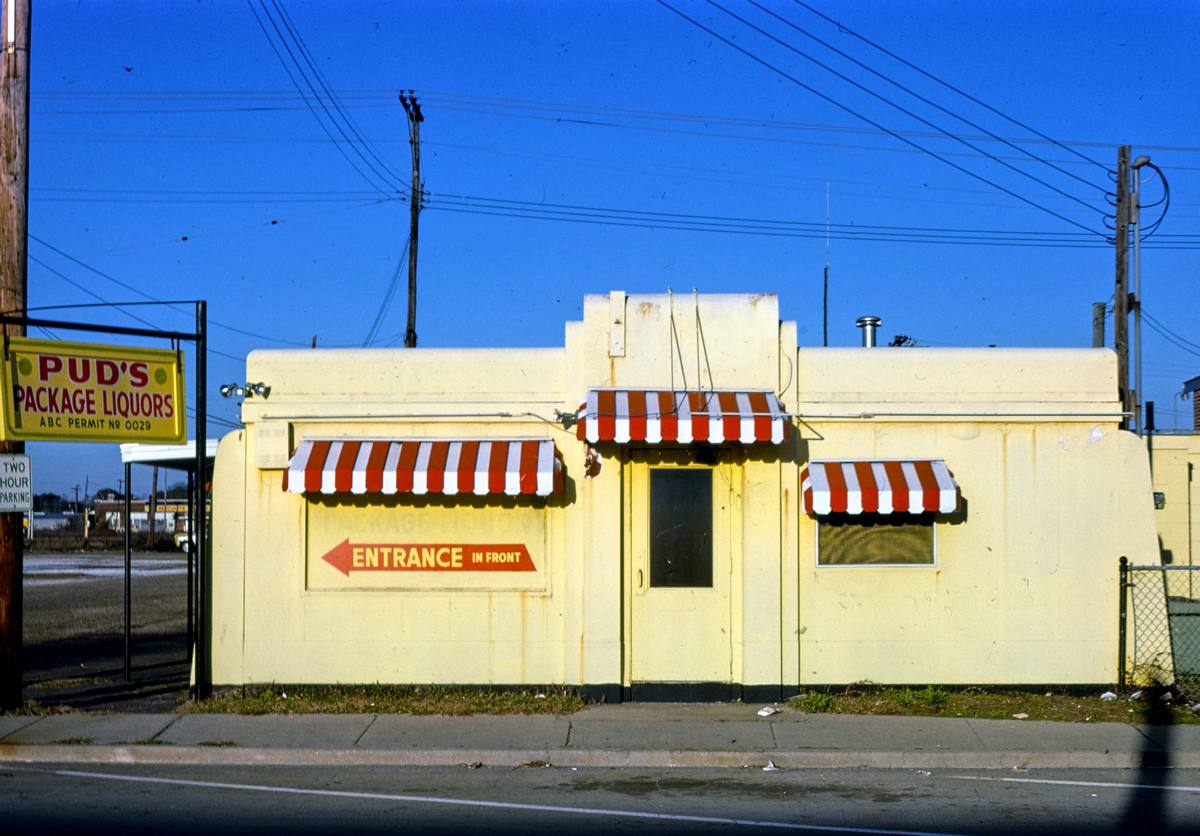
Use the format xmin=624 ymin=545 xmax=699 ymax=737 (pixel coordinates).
xmin=210 ymin=431 xmax=247 ymax=685
xmin=797 ymin=422 xmax=1143 ymax=684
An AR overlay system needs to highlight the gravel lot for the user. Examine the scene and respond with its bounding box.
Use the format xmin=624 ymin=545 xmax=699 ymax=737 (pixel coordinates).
xmin=22 ymin=551 xmax=192 ymax=711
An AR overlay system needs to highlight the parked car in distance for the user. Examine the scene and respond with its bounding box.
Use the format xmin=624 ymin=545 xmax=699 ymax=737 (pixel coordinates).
xmin=173 ymin=532 xmax=194 ymax=553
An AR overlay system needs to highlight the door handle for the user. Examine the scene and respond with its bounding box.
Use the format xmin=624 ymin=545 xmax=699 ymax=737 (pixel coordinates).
xmin=638 ymin=569 xmax=644 ymax=589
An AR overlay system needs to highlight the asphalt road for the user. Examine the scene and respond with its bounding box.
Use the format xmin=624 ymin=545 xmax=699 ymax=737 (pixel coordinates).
xmin=4 ymin=763 xmax=1200 ymax=835
xmin=22 ymin=551 xmax=192 ymax=711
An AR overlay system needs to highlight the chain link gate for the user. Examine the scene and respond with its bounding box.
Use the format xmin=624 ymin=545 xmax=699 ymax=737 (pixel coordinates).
xmin=1120 ymin=557 xmax=1200 ymax=697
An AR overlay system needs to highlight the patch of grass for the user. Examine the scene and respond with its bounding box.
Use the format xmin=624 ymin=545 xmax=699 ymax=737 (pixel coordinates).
xmin=795 ymin=692 xmax=834 ymax=713
xmin=26 ymin=676 xmax=104 ymax=690
xmin=197 ymin=740 xmax=239 ymax=747
xmin=2 ymin=700 xmax=76 ymax=717
xmin=790 ymin=685 xmax=1200 ymax=725
xmin=180 ymin=685 xmax=587 ymax=716
xmin=53 ymin=737 xmax=92 ymax=745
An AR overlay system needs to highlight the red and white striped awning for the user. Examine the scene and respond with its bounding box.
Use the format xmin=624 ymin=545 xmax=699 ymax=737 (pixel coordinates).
xmin=801 ymin=459 xmax=959 ymax=515
xmin=283 ymin=439 xmax=563 ymax=497
xmin=576 ymin=389 xmax=788 ymax=445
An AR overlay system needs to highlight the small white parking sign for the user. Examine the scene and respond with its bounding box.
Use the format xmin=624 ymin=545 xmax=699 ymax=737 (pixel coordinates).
xmin=0 ymin=454 xmax=32 ymax=512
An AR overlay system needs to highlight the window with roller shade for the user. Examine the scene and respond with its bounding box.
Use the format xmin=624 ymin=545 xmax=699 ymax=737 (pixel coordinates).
xmin=816 ymin=512 xmax=936 ymax=566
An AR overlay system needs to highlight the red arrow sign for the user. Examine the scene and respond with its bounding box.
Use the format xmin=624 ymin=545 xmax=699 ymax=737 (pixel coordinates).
xmin=321 ymin=539 xmax=537 ymax=576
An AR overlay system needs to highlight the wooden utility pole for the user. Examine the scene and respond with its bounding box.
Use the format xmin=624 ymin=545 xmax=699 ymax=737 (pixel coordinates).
xmin=1092 ymin=302 xmax=1106 ymax=348
xmin=1114 ymin=146 xmax=1131 ymax=429
xmin=0 ymin=0 xmax=30 ymax=711
xmin=399 ymin=92 xmax=423 ymax=349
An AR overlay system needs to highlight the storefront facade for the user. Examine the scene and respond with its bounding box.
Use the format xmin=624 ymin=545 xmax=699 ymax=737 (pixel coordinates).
xmin=210 ymin=292 xmax=1160 ymax=698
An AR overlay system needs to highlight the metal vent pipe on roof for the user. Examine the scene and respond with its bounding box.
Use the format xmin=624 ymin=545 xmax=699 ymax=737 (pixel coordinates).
xmin=856 ymin=316 xmax=882 ymax=347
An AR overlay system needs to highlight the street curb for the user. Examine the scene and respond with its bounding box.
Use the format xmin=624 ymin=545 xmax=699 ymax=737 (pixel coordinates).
xmin=4 ymin=745 xmax=1198 ymax=770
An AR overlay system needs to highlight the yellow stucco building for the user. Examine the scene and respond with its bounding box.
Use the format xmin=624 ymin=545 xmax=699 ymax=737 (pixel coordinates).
xmin=210 ymin=292 xmax=1160 ymax=699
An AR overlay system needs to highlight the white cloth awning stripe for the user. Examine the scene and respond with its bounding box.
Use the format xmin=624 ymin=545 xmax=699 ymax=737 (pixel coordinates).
xmin=283 ymin=438 xmax=563 ymax=498
xmin=575 ymin=389 xmax=789 ymax=445
xmin=801 ymin=459 xmax=959 ymax=516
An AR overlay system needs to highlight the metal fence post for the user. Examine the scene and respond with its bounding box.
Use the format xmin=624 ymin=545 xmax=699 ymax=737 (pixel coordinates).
xmin=1118 ymin=556 xmax=1128 ymax=689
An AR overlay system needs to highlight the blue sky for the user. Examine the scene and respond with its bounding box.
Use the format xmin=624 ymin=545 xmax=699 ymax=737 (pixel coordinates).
xmin=26 ymin=0 xmax=1200 ymax=497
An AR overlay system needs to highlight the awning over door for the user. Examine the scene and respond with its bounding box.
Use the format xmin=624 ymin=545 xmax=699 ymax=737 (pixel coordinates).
xmin=575 ymin=389 xmax=788 ymax=445
xmin=801 ymin=459 xmax=959 ymax=515
xmin=283 ymin=439 xmax=563 ymax=497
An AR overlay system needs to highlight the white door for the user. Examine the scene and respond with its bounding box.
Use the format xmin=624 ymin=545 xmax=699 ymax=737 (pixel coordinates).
xmin=626 ymin=454 xmax=735 ymax=684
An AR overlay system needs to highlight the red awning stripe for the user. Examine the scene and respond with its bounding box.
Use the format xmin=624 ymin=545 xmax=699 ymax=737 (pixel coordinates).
xmin=801 ymin=459 xmax=959 ymax=515
xmin=575 ymin=389 xmax=788 ymax=445
xmin=284 ymin=439 xmax=563 ymax=497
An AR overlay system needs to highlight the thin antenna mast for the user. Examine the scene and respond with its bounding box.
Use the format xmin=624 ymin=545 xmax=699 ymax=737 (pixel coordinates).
xmin=823 ymin=181 xmax=830 ymax=347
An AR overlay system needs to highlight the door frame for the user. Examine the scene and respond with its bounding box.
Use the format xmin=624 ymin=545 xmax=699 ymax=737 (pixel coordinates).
xmin=621 ymin=447 xmax=743 ymax=693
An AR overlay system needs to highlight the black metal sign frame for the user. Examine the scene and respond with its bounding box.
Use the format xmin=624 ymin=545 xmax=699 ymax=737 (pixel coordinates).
xmin=0 ymin=302 xmax=211 ymax=698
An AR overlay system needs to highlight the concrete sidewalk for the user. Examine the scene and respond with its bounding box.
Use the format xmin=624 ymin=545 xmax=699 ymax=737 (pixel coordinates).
xmin=2 ymin=703 xmax=1196 ymax=769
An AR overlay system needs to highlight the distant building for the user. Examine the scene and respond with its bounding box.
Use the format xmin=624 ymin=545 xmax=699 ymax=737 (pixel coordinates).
xmin=93 ymin=500 xmax=205 ymax=534
xmin=24 ymin=511 xmax=78 ymax=536
xmin=1185 ymin=375 xmax=1200 ymax=430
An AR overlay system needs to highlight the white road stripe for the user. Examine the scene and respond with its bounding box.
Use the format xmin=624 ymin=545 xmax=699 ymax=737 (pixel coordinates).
xmin=951 ymin=774 xmax=1200 ymax=793
xmin=54 ymin=769 xmax=967 ymax=836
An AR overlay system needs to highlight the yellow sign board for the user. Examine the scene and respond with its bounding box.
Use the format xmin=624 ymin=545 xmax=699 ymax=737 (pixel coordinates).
xmin=0 ymin=337 xmax=187 ymax=443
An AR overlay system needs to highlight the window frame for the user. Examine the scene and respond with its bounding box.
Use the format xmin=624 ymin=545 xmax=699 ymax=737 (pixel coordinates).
xmin=813 ymin=513 xmax=938 ymax=569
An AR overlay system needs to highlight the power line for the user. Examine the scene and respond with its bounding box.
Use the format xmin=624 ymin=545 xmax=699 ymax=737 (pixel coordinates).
xmin=29 ymin=235 xmax=315 ymax=348
xmin=29 ymin=255 xmax=160 ymax=329
xmin=429 ymin=191 xmax=1200 ymax=239
xmin=246 ymin=0 xmax=406 ymax=198
xmin=267 ymin=0 xmax=409 ymax=192
xmin=33 ymin=94 xmax=1200 ymax=172
xmin=27 ymin=145 xmax=1200 ymax=213
xmin=28 ymin=255 xmax=245 ymax=361
xmin=706 ymin=0 xmax=1105 ymax=217
xmin=742 ymin=0 xmax=1105 ymax=195
xmin=362 ymin=239 xmax=410 ymax=346
xmin=656 ymin=0 xmax=1106 ymax=238
xmin=789 ymin=0 xmax=1109 ymax=171
xmin=40 ymin=181 xmax=1198 ymax=241
xmin=422 ymin=189 xmax=1200 ymax=247
xmin=1143 ymin=308 xmax=1200 ymax=353
xmin=424 ymin=201 xmax=1200 ymax=249
xmin=187 ymin=407 xmax=243 ymax=431
xmin=33 ymin=86 xmax=1200 ymax=155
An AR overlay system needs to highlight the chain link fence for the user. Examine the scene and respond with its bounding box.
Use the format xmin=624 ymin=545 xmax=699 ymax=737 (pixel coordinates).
xmin=1120 ymin=560 xmax=1200 ymax=697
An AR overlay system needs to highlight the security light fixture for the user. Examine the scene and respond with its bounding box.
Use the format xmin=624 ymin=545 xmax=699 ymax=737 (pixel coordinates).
xmin=219 ymin=381 xmax=270 ymax=399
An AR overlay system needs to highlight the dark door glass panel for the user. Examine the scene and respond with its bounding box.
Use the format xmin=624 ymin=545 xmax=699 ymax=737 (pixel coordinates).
xmin=649 ymin=469 xmax=713 ymax=587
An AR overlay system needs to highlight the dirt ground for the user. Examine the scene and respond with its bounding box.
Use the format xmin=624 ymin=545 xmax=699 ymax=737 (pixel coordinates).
xmin=21 ymin=551 xmax=193 ymax=712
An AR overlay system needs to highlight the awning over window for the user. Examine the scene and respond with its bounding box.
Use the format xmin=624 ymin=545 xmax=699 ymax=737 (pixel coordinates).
xmin=283 ymin=439 xmax=563 ymax=497
xmin=576 ymin=389 xmax=788 ymax=445
xmin=801 ymin=459 xmax=959 ymax=515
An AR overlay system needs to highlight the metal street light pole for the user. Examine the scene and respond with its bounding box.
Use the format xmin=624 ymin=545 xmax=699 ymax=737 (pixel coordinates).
xmin=1131 ymin=154 xmax=1151 ymax=435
